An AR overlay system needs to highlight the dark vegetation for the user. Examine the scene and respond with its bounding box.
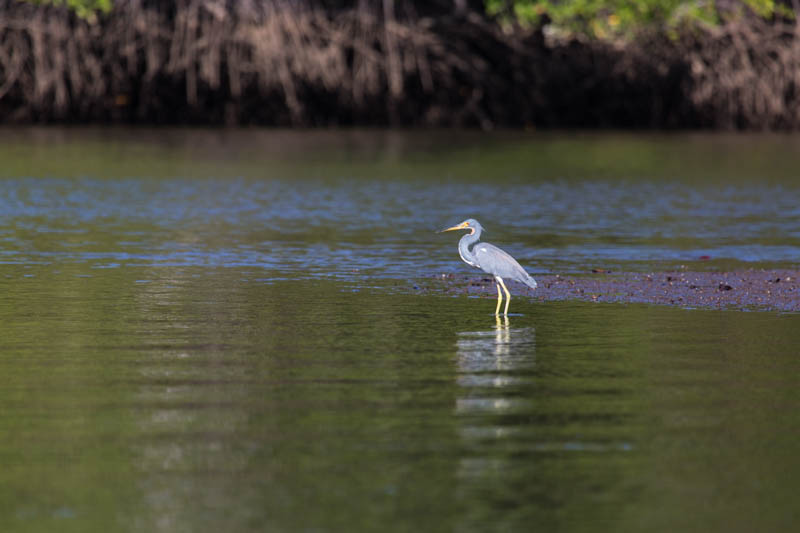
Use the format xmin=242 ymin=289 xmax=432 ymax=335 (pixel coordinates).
xmin=2 ymin=0 xmax=800 ymax=129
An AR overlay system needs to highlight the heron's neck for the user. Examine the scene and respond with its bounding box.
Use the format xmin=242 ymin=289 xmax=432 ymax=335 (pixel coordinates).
xmin=458 ymin=228 xmax=481 ymax=266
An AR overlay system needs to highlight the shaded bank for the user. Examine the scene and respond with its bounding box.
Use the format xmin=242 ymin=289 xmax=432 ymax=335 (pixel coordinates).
xmin=434 ymin=270 xmax=800 ymax=312
xmin=1 ymin=1 xmax=800 ymax=128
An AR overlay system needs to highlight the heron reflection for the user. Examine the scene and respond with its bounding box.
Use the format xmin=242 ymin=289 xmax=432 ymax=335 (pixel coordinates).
xmin=455 ymin=316 xmax=535 ymax=404
xmin=455 ymin=316 xmax=536 ymax=487
xmin=456 ymin=316 xmax=535 ymax=422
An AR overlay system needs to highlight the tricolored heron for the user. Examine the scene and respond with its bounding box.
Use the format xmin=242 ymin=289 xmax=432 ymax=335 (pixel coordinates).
xmin=440 ymin=218 xmax=537 ymax=315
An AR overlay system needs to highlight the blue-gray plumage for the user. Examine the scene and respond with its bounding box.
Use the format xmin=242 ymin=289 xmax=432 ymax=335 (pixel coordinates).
xmin=440 ymin=218 xmax=537 ymax=315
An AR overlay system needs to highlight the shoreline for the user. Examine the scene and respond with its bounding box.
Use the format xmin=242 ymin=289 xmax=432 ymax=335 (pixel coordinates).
xmin=434 ymin=270 xmax=800 ymax=312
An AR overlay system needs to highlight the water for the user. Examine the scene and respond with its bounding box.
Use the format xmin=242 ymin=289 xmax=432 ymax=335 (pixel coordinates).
xmin=1 ymin=128 xmax=799 ymax=532
xmin=4 ymin=128 xmax=800 ymax=277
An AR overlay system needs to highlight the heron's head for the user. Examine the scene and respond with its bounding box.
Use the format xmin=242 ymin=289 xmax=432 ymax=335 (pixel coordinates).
xmin=439 ymin=218 xmax=482 ymax=235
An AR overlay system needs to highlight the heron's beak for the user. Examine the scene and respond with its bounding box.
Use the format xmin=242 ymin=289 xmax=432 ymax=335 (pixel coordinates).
xmin=438 ymin=222 xmax=469 ymax=233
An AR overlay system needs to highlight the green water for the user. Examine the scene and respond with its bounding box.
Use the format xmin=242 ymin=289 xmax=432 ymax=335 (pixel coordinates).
xmin=1 ymin=129 xmax=799 ymax=532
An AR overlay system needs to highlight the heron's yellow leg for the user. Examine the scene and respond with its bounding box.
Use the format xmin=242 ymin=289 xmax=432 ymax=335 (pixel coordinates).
xmin=495 ymin=314 xmax=508 ymax=329
xmin=498 ymin=277 xmax=512 ymax=315
xmin=495 ymin=282 xmax=503 ymax=315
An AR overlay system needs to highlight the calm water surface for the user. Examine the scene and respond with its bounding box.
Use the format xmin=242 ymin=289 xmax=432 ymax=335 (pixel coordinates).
xmin=1 ymin=128 xmax=799 ymax=532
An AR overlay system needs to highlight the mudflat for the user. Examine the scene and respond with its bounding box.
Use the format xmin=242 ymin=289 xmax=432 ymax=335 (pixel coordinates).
xmin=436 ymin=270 xmax=800 ymax=312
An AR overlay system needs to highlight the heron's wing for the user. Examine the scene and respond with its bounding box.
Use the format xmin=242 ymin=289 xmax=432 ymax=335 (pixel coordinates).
xmin=474 ymin=242 xmax=532 ymax=282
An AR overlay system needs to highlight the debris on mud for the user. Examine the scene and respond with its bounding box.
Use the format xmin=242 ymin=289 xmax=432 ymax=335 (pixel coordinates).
xmin=433 ymin=270 xmax=800 ymax=312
